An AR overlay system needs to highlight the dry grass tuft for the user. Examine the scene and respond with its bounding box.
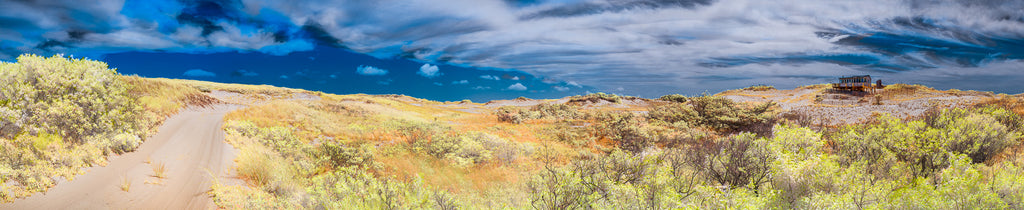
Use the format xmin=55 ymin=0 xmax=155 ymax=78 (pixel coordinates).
xmin=120 ymin=175 xmax=131 ymax=192
xmin=152 ymin=161 xmax=167 ymax=179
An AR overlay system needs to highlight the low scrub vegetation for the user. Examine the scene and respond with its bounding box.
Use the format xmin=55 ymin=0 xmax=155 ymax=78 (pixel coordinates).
xmin=743 ymin=84 xmax=776 ymax=91
xmin=213 ymin=82 xmax=1022 ymax=209
xmin=658 ymin=94 xmax=688 ymax=103
xmin=0 ymin=54 xmax=159 ymax=201
xmin=495 ymin=103 xmax=581 ymax=124
xmin=567 ymin=92 xmax=631 ymax=105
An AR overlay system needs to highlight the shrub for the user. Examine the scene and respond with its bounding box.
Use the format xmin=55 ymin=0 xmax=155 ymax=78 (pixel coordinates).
xmin=658 ymin=94 xmax=688 ymax=103
xmin=531 ymin=103 xmax=581 ymax=120
xmin=0 ymin=54 xmax=149 ymax=201
xmin=314 ymin=142 xmax=375 ymax=169
xmin=541 ymin=123 xmax=596 ymax=147
xmin=834 ymin=108 xmax=1018 ymax=179
xmin=688 ymin=95 xmax=775 ymax=132
xmin=0 ymin=54 xmax=144 ymax=143
xmin=598 ymin=112 xmax=657 ymax=153
xmin=928 ymin=108 xmax=1017 ymax=163
xmin=743 ymin=85 xmax=776 ymax=91
xmin=568 ymin=92 xmax=621 ymax=104
xmin=420 ymin=132 xmax=520 ymax=167
xmin=495 ymin=106 xmax=526 ymax=124
xmin=685 ymin=133 xmax=773 ymax=190
xmin=527 ymin=167 xmax=597 ymax=209
xmin=307 ymin=168 xmax=433 ymax=209
xmin=647 ymin=103 xmax=698 ymax=125
xmin=495 ymin=104 xmax=581 ymax=124
xmin=107 ymin=133 xmax=142 ymax=155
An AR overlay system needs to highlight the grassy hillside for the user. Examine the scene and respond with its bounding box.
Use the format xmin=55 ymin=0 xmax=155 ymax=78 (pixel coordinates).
xmin=210 ymin=89 xmax=1024 ymax=208
xmin=2 ymin=54 xmax=1024 ymax=208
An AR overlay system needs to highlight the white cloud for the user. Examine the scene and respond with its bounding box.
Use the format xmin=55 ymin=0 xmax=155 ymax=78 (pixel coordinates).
xmin=183 ymin=69 xmax=216 ymax=77
xmin=356 ymin=65 xmax=389 ymax=76
xmin=567 ymin=81 xmax=582 ymax=88
xmin=507 ymin=83 xmax=528 ymax=91
xmin=418 ymin=63 xmax=441 ymax=78
xmin=480 ymin=75 xmax=500 ymax=80
xmin=472 ymin=86 xmax=491 ymax=90
xmin=554 ymin=86 xmax=570 ymax=91
xmin=433 ymin=82 xmax=444 ymax=86
xmin=511 ymin=76 xmax=520 ymax=80
xmin=452 ymin=80 xmax=469 ymax=84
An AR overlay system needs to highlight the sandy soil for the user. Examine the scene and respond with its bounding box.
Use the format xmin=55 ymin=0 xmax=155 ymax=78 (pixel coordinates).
xmin=1 ymin=104 xmax=243 ymax=210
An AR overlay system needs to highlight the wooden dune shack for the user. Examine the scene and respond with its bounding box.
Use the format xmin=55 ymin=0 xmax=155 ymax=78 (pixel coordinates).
xmin=831 ymin=75 xmax=883 ymax=94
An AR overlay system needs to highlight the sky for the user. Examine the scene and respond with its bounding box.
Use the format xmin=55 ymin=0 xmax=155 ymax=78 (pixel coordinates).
xmin=1 ymin=0 xmax=1023 ymax=101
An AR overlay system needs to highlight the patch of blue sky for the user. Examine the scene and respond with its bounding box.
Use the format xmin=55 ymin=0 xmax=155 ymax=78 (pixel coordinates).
xmin=101 ymin=46 xmax=592 ymax=102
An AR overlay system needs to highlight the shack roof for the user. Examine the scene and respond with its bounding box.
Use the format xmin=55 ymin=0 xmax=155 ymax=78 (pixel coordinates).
xmin=838 ymin=75 xmax=871 ymax=80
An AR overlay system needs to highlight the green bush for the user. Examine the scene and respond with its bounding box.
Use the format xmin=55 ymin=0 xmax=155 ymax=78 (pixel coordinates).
xmin=0 ymin=54 xmax=149 ymax=201
xmin=658 ymin=94 xmax=688 ymax=103
xmin=541 ymin=123 xmax=596 ymax=147
xmin=688 ymin=94 xmax=775 ymax=132
xmin=419 ymin=132 xmax=520 ymax=167
xmin=685 ymin=132 xmax=773 ymax=190
xmin=308 ymin=168 xmax=434 ymax=209
xmin=834 ymin=108 xmax=1018 ymax=178
xmin=495 ymin=104 xmax=581 ymax=124
xmin=314 ymin=142 xmax=375 ymax=169
xmin=928 ymin=108 xmax=1017 ymax=163
xmin=0 ymin=54 xmax=144 ymax=143
xmin=568 ymin=92 xmax=622 ymax=104
xmin=597 ymin=112 xmax=658 ymax=153
xmin=646 ymin=103 xmax=698 ymax=126
xmin=743 ymin=85 xmax=776 ymax=91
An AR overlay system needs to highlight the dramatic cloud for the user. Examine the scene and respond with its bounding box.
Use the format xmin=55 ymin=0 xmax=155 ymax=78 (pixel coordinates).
xmin=418 ymin=64 xmax=441 ymax=78
xmin=507 ymin=83 xmax=528 ymax=91
xmin=183 ymin=69 xmax=216 ymax=77
xmin=2 ymin=0 xmax=1023 ymax=96
xmin=356 ymin=65 xmax=389 ymax=76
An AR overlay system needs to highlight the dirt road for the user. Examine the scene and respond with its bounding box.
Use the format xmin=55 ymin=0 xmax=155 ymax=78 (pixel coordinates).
xmin=2 ymin=104 xmax=242 ymax=210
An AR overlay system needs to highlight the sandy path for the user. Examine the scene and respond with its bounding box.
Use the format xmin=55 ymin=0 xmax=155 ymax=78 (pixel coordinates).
xmin=2 ymin=104 xmax=242 ymax=210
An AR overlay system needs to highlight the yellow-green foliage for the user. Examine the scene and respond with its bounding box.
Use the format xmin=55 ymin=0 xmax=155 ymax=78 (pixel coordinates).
xmin=494 ymin=103 xmax=580 ymax=124
xmin=0 ymin=54 xmax=151 ymax=201
xmin=0 ymin=54 xmax=144 ymax=142
xmin=743 ymin=85 xmax=776 ymax=91
xmin=834 ymin=108 xmax=1018 ymax=179
xmin=567 ymin=92 xmax=624 ymax=104
xmin=689 ymin=94 xmax=775 ymax=131
xmin=415 ymin=131 xmax=521 ymax=167
xmin=208 ymin=80 xmax=1024 ymax=209
xmin=657 ymin=94 xmax=688 ymax=103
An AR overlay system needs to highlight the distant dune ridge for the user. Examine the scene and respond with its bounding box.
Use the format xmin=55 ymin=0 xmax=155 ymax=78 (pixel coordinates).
xmin=2 ymin=55 xmax=1023 ymax=209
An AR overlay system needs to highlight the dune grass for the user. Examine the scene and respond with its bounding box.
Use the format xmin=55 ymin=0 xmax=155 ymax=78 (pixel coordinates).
xmin=152 ymin=162 xmax=166 ymax=179
xmin=120 ymin=176 xmax=131 ymax=192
